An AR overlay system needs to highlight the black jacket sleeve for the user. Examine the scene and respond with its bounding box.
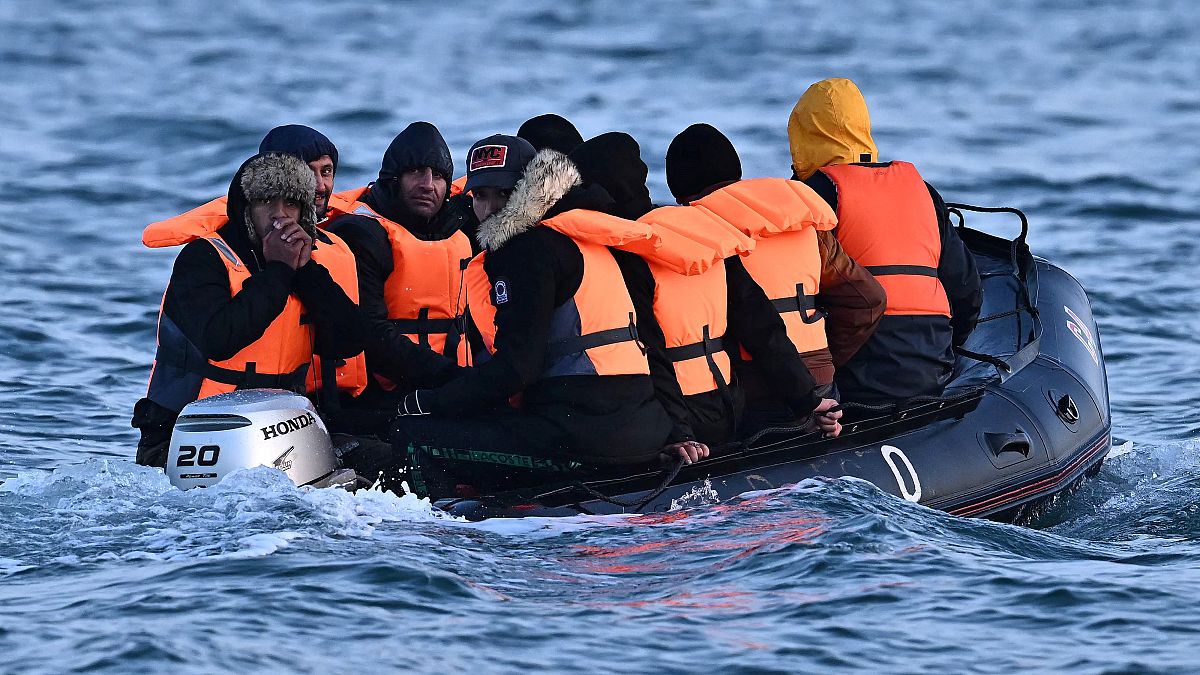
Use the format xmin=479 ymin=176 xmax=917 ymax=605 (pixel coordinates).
xmin=164 ymin=239 xmax=295 ymax=361
xmin=610 ymin=249 xmax=696 ymax=443
xmin=427 ymin=229 xmax=581 ymax=414
xmin=331 ymin=214 xmax=461 ymax=388
xmin=928 ymin=184 xmax=983 ymax=345
xmin=290 ymin=242 xmax=366 ymax=359
xmin=726 ymin=256 xmax=821 ymax=415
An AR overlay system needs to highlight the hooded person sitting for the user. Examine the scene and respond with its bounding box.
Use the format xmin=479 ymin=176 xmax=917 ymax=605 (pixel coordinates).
xmin=664 ymin=123 xmax=885 ymax=428
xmin=328 ymin=122 xmax=476 ymax=411
xmin=571 ymin=133 xmax=842 ymax=447
xmin=133 ymin=153 xmax=366 ymax=467
xmin=139 ymin=125 xmax=370 ymax=423
xmin=788 ymin=78 xmax=982 ymax=403
xmin=340 ymin=143 xmax=683 ymax=500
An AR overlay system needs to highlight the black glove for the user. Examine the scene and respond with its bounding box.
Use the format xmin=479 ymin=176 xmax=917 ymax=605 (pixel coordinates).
xmin=397 ymin=390 xmax=431 ymax=416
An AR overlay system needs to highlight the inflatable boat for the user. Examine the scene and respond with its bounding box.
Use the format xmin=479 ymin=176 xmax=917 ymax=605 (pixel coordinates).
xmin=164 ymin=205 xmax=1110 ymax=524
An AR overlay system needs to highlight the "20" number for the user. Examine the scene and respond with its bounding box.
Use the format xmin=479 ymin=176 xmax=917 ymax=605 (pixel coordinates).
xmin=177 ymin=445 xmax=220 ymax=467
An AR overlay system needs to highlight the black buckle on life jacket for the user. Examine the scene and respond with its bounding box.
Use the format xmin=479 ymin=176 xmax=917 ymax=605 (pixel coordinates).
xmin=663 ymin=329 xmax=725 ymax=362
xmin=664 ymin=324 xmax=735 ymax=425
xmin=389 ymin=308 xmax=466 ymax=352
xmin=771 ymin=283 xmax=827 ymax=325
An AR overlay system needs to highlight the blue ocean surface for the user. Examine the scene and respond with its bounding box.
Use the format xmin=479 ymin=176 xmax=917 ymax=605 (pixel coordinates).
xmin=2 ymin=1 xmax=1199 ymax=672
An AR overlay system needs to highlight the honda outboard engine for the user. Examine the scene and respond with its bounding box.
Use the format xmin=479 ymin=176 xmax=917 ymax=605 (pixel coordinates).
xmin=165 ymin=389 xmax=356 ymax=490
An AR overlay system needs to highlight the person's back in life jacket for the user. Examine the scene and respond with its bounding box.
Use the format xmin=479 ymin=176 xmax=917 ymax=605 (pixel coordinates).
xmin=542 ymin=130 xmax=832 ymax=447
xmin=132 ymin=153 xmax=366 ymax=467
xmin=662 ymin=124 xmax=875 ymax=432
xmin=789 ymin=78 xmax=982 ymax=404
xmin=327 ymin=122 xmax=476 ymax=415
xmin=340 ymin=145 xmax=678 ymax=501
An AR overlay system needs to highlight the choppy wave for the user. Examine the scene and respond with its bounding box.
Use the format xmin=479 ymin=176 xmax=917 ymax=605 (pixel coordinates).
xmin=3 ymin=0 xmax=1200 ymax=671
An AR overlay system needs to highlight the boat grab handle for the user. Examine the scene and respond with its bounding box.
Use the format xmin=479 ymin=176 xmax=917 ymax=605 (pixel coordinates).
xmin=984 ymin=430 xmax=1031 ymax=457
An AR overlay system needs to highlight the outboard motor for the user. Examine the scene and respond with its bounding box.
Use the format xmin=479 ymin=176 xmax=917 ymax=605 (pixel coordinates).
xmin=165 ymin=389 xmax=356 ymax=490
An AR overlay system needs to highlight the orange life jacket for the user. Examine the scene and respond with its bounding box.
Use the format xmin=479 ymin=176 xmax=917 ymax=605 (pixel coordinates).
xmin=142 ymin=190 xmax=358 ymax=248
xmin=634 ymin=206 xmax=753 ymax=397
xmin=465 ymin=209 xmax=650 ymax=379
xmin=341 ymin=187 xmax=473 ymax=383
xmin=146 ymin=235 xmax=314 ymax=411
xmin=305 ymin=230 xmax=368 ymax=399
xmin=819 ymin=162 xmax=950 ymax=317
xmin=691 ymin=178 xmax=836 ymax=357
xmin=647 ymin=261 xmax=732 ymax=396
xmin=142 ymin=207 xmax=368 ymax=401
xmin=450 ymin=175 xmax=467 ymax=196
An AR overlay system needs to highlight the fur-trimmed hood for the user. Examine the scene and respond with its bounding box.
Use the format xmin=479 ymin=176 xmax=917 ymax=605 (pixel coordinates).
xmin=475 ymin=149 xmax=582 ymax=251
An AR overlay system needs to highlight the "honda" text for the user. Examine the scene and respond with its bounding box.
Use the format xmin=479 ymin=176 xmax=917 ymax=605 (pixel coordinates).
xmin=261 ymin=412 xmax=316 ymax=440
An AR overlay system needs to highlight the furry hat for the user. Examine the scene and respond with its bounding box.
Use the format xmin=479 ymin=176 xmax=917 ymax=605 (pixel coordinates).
xmin=239 ymin=152 xmax=318 ymax=241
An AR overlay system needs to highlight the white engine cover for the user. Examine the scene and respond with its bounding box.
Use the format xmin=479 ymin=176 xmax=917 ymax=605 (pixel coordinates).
xmin=166 ymin=389 xmax=339 ymax=489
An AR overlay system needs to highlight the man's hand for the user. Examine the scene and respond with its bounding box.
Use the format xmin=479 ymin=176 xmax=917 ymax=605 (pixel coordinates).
xmin=261 ymin=227 xmax=296 ymax=268
xmin=297 ymin=234 xmax=313 ymax=268
xmin=262 ymin=220 xmax=313 ymax=270
xmin=813 ymin=398 xmax=843 ymax=438
xmin=662 ymin=440 xmax=709 ymax=465
xmin=277 ymin=221 xmax=312 ymax=269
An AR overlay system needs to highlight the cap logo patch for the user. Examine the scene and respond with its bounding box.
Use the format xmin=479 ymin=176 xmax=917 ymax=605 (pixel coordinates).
xmin=470 ymin=145 xmax=508 ymax=171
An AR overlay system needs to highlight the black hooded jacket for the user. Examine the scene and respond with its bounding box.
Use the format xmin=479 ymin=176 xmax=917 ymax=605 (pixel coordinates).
xmin=132 ymin=155 xmax=366 ymax=465
xmin=328 ymin=123 xmax=474 ymax=392
xmin=425 ymin=152 xmax=673 ymax=465
xmin=159 ymin=156 xmax=364 ymax=365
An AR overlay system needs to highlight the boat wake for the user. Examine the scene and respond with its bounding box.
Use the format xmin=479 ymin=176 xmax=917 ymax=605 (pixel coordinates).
xmin=0 ymin=459 xmax=452 ymax=577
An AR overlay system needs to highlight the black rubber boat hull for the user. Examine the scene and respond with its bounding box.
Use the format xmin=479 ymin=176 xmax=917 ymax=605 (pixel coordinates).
xmin=437 ymin=221 xmax=1111 ymax=523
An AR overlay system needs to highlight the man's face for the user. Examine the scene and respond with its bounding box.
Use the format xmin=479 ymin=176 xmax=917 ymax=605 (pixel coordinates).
xmin=472 ymin=186 xmax=513 ymax=222
xmin=248 ymin=196 xmax=301 ymax=242
xmin=307 ymin=155 xmax=335 ymax=218
xmin=399 ymin=166 xmax=448 ymax=219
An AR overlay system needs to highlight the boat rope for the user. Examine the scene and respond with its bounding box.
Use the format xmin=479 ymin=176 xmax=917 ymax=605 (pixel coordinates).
xmin=953 ymin=346 xmax=1012 ymax=372
xmin=735 ymin=386 xmax=987 ymax=448
xmin=567 ymin=455 xmax=685 ymax=511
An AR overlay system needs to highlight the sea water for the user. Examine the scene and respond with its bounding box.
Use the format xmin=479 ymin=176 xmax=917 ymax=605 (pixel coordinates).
xmin=3 ymin=1 xmax=1199 ymax=671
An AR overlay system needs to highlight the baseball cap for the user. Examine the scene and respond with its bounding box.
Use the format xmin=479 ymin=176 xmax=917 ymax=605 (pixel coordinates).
xmin=464 ymin=134 xmax=536 ymax=192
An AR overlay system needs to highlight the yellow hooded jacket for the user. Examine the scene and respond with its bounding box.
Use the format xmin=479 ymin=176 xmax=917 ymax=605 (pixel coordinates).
xmin=788 ymin=78 xmax=878 ymax=180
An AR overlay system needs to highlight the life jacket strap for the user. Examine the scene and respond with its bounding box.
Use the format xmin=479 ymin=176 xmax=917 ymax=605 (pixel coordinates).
xmin=202 ymin=361 xmax=311 ymax=393
xmin=545 ymin=312 xmax=643 ymax=361
xmin=770 ymin=283 xmax=826 ymax=325
xmin=388 ymin=308 xmax=466 ymax=353
xmin=664 ymin=332 xmax=725 ymax=362
xmin=665 ymin=325 xmax=735 ymax=430
xmin=865 ymin=264 xmax=938 ymax=277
